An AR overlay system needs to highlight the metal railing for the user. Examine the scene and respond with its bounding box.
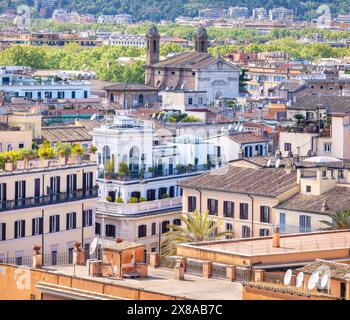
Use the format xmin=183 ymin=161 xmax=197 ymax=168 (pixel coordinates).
xmin=236 ymin=267 xmax=252 ymax=282
xmin=0 ymin=186 xmax=98 ymax=212
xmin=263 ymin=272 xmax=285 ymax=285
xmin=212 ymin=263 xmax=227 ymax=279
xmin=98 ymin=165 xmax=208 ymax=182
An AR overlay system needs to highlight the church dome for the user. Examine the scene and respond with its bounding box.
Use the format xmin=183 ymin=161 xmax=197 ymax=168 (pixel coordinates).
xmin=195 ymin=25 xmax=208 ymax=38
xmin=147 ymin=25 xmax=159 ymax=37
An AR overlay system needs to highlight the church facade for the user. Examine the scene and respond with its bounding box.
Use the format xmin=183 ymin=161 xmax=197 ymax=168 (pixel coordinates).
xmin=144 ymin=26 xmax=240 ymax=104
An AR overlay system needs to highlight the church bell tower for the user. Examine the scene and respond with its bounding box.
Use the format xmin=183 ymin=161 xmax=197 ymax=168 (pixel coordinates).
xmin=146 ymin=25 xmax=160 ymax=65
xmin=194 ymin=26 xmax=209 ymax=53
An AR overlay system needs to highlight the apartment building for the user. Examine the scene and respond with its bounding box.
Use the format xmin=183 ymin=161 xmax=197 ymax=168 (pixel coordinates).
xmin=227 ymin=7 xmax=249 ymax=19
xmin=252 ymin=8 xmax=268 ymax=20
xmin=269 ymin=7 xmax=293 ymax=22
xmin=104 ymin=33 xmax=146 ymax=48
xmin=245 ymin=66 xmax=302 ymax=97
xmin=0 ymin=155 xmax=97 ymax=260
xmin=92 ymin=115 xmax=209 ymax=255
xmin=179 ymin=164 xmax=299 ymax=239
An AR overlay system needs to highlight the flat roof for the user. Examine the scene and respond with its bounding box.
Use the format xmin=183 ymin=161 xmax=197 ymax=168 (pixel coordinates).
xmin=179 ymin=229 xmax=350 ymax=257
xmin=43 ymin=266 xmax=242 ymax=300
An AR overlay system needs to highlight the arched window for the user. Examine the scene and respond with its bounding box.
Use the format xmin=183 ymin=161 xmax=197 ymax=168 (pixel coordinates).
xmin=102 ymin=146 xmax=111 ymax=165
xmin=153 ymin=40 xmax=157 ymax=51
xmin=173 ymin=219 xmax=181 ymax=226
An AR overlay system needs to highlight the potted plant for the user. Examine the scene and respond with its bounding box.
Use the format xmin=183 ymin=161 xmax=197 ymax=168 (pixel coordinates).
xmin=89 ymin=145 xmax=97 ymax=162
xmin=128 ymin=197 xmax=139 ymax=203
xmin=139 ymin=197 xmax=146 ymax=202
xmin=71 ymin=143 xmax=85 ymax=164
xmin=118 ymin=162 xmax=130 ymax=177
xmin=105 ymin=160 xmax=114 ymax=180
xmin=115 ymin=197 xmax=124 ymax=203
xmin=105 ymin=195 xmax=112 ymax=202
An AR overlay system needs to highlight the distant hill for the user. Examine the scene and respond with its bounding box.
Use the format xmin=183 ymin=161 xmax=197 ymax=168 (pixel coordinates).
xmin=2 ymin=1 xmax=350 ymax=22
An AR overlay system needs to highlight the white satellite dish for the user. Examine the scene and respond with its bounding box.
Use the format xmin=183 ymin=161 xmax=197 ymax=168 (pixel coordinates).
xmin=267 ymin=160 xmax=271 ymax=168
xmin=307 ymin=271 xmax=319 ymax=291
xmin=89 ymin=237 xmax=99 ymax=256
xmin=320 ymin=273 xmax=329 ymax=289
xmin=284 ymin=269 xmax=292 ymax=286
xmin=296 ymin=272 xmax=304 ymax=288
xmin=275 ymin=158 xmax=281 ymax=168
xmin=234 ymin=124 xmax=239 ymax=130
xmin=238 ymin=124 xmax=243 ymax=132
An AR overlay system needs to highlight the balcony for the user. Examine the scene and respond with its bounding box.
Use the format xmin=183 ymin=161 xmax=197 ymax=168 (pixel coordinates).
xmin=97 ymin=197 xmax=182 ymax=215
xmin=98 ymin=164 xmax=209 ymax=183
xmin=0 ymin=186 xmax=98 ymax=212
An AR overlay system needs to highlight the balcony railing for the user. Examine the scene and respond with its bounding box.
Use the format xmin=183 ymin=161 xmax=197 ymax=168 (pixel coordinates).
xmin=98 ymin=164 xmax=209 ymax=182
xmin=0 ymin=186 xmax=98 ymax=212
xmin=97 ymin=197 xmax=182 ymax=215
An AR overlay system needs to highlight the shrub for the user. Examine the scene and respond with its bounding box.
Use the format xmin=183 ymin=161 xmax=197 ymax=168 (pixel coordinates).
xmin=38 ymin=141 xmax=57 ymax=159
xmin=72 ymin=143 xmax=85 ymax=156
xmin=105 ymin=159 xmax=114 ymax=173
xmin=105 ymin=196 xmax=112 ymax=202
xmin=118 ymin=162 xmax=129 ymax=176
xmin=89 ymin=145 xmax=97 ymax=153
xmin=139 ymin=197 xmax=146 ymax=202
xmin=161 ymin=193 xmax=169 ymax=199
xmin=128 ymin=197 xmax=139 ymax=203
xmin=115 ymin=197 xmax=124 ymax=203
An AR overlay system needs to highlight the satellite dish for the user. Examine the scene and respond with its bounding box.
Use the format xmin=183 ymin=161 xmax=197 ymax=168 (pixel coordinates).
xmin=296 ymin=272 xmax=304 ymax=288
xmin=320 ymin=273 xmax=329 ymax=289
xmin=284 ymin=269 xmax=292 ymax=286
xmin=275 ymin=158 xmax=281 ymax=168
xmin=267 ymin=160 xmax=271 ymax=167
xmin=307 ymin=271 xmax=319 ymax=290
xmin=89 ymin=237 xmax=99 ymax=256
xmin=238 ymin=124 xmax=243 ymax=132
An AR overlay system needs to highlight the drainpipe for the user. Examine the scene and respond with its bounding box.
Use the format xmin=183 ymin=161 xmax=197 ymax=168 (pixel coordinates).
xmin=248 ymin=195 xmax=254 ymax=237
xmin=195 ymin=187 xmax=202 ymax=213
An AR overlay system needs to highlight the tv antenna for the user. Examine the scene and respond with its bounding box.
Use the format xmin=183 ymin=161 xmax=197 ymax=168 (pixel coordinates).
xmin=319 ymin=273 xmax=329 ymax=290
xmin=275 ymin=158 xmax=281 ymax=168
xmin=296 ymin=272 xmax=304 ymax=289
xmin=307 ymin=271 xmax=319 ymax=291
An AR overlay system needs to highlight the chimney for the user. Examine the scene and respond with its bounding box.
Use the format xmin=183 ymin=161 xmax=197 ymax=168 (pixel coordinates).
xmin=272 ymin=225 xmax=280 ymax=248
xmin=321 ymin=200 xmax=329 ymax=212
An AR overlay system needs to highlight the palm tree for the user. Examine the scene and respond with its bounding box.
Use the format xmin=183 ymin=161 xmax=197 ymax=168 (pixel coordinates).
xmin=293 ymin=113 xmax=305 ymax=125
xmin=161 ymin=210 xmax=234 ymax=259
xmin=320 ymin=209 xmax=350 ymax=230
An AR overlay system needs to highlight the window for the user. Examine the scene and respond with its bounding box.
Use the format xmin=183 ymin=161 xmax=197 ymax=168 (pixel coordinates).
xmin=18 ymin=143 xmax=24 ymax=149
xmin=173 ymin=219 xmax=181 ymax=226
xmin=207 ymin=198 xmax=218 ymax=215
xmin=223 ymin=201 xmax=234 ymax=218
xmin=51 ymin=251 xmax=57 ymax=265
xmin=226 ymin=223 xmax=233 ymax=239
xmin=284 ymin=143 xmax=292 ymax=152
xmin=66 ymin=174 xmax=77 ymax=193
xmin=83 ymin=209 xmax=93 ymax=227
xmin=83 ymin=172 xmax=93 ymax=194
xmin=338 ymin=170 xmax=345 ymax=179
xmin=138 ymin=225 xmax=147 ymax=238
xmin=66 ymin=212 xmax=77 ymax=230
xmin=105 ymin=224 xmax=116 ymax=237
xmin=299 ymin=215 xmax=311 ymax=233
xmin=260 ymin=206 xmax=270 ymax=223
xmin=239 ymin=203 xmax=249 ymax=220
xmin=161 ymin=220 xmax=170 ymax=234
xmin=0 ymin=223 xmax=6 ymax=241
xmin=151 ymin=222 xmax=156 ymax=235
xmin=32 ymin=217 xmax=43 ymax=236
xmin=171 ymin=71 xmax=175 ymax=75
xmin=280 ymin=213 xmax=286 ymax=233
xmin=50 ymin=176 xmax=60 ymax=195
xmin=0 ymin=183 xmax=6 ymax=204
xmin=188 ymin=98 xmax=193 ymax=105
xmin=95 ymin=222 xmax=101 ymax=235
xmin=306 ymin=185 xmax=311 ymax=193
xmin=259 ymin=229 xmax=270 ymax=237
xmin=242 ymin=226 xmax=251 ymax=238
xmin=14 ymin=220 xmax=25 ymax=239
xmin=198 ymin=97 xmax=203 ymax=105
xmin=68 ymin=248 xmax=74 ymax=264
xmin=324 ymin=143 xmax=332 ymax=153
xmin=188 ymin=196 xmax=197 ymax=212
xmin=49 ymin=215 xmax=60 ymax=233
xmin=15 ymin=180 xmax=26 ymax=202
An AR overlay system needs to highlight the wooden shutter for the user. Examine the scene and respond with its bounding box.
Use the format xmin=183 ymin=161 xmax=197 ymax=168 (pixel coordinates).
xmin=14 ymin=221 xmax=18 ymax=238
xmin=21 ymin=220 xmax=25 ymax=237
xmin=32 ymin=218 xmax=35 ymax=236
xmin=89 ymin=172 xmax=93 ymax=190
xmin=56 ymin=215 xmax=60 ymax=232
xmin=73 ymin=174 xmax=77 ymax=191
xmin=66 ymin=213 xmax=69 ymax=230
xmin=39 ymin=217 xmax=43 ymax=235
xmin=83 ymin=211 xmax=86 ymax=227
xmin=73 ymin=212 xmax=76 ymax=229
xmin=15 ymin=181 xmax=18 ymax=200
xmin=83 ymin=172 xmax=86 ymax=191
xmin=22 ymin=181 xmax=26 ymax=199
xmin=1 ymin=223 xmax=6 ymax=240
xmin=57 ymin=177 xmax=61 ymax=193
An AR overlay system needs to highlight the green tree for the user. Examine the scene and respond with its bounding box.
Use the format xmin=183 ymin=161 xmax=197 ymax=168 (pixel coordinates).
xmin=161 ymin=210 xmax=233 ymax=258
xmin=320 ymin=209 xmax=350 ymax=230
xmin=293 ymin=113 xmax=305 ymax=125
